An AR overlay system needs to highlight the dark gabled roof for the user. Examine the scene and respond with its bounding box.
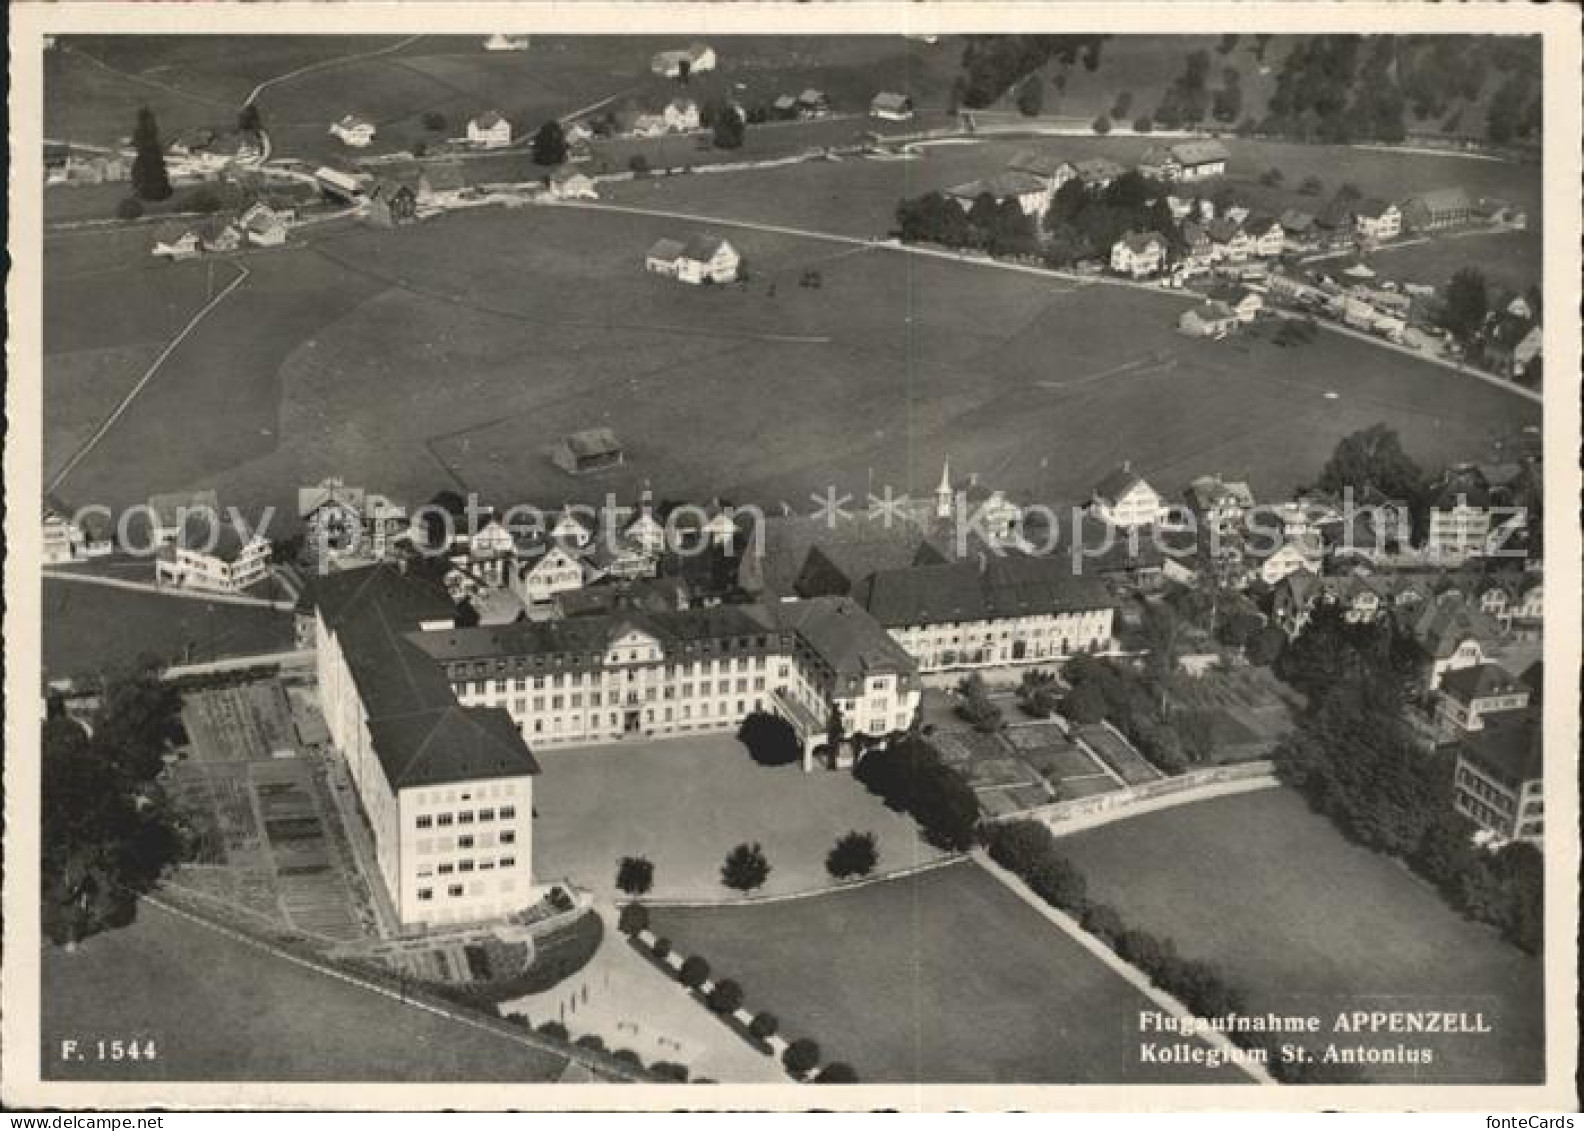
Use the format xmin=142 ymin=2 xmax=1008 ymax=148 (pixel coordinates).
xmin=1458 ymin=713 xmax=1542 ymax=789
xmin=774 ymin=596 xmax=919 ymax=695
xmin=1092 ymin=465 xmax=1149 ymax=505
xmin=681 ymin=233 xmax=732 ymax=261
xmin=1354 ymin=197 xmax=1396 ymax=219
xmin=312 ymin=565 xmax=539 ymax=788
xmin=1170 ymin=140 xmax=1230 ymax=166
xmin=1007 ymin=151 xmax=1074 ymax=178
xmin=1439 ymin=662 xmax=1527 ymax=705
xmin=853 ymin=553 xmax=1113 ymax=628
xmin=1411 ymin=595 xmax=1502 ymax=659
xmin=1408 ymin=187 xmax=1471 ymax=214
xmin=647 ymin=237 xmax=687 ymax=262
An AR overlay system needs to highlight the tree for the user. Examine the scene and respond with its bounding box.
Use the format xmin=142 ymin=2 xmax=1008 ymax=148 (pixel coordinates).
xmin=1316 ymin=423 xmax=1426 ymax=507
xmin=816 ymin=1063 xmax=859 ymax=1083
xmin=721 ymin=842 xmax=771 ymax=892
xmin=749 ymin=1011 xmax=779 ymax=1040
xmin=854 ymin=736 xmax=979 ymax=851
xmin=43 ymin=682 xmax=184 ymax=948
xmin=1440 ymin=267 xmax=1490 ymax=348
xmin=1061 ymin=680 xmax=1107 ymax=724
xmin=825 ymin=703 xmax=846 ymax=760
xmin=1091 ymin=114 xmax=1112 ymax=135
xmin=130 ymin=107 xmax=172 ymax=202
xmin=783 ymin=1038 xmax=821 ymax=1076
xmin=616 ymin=855 xmax=654 ymax=898
xmin=628 ymin=154 xmax=650 ymax=176
xmin=532 ymin=120 xmax=568 ymax=167
xmin=617 ymin=902 xmax=650 ymax=935
xmin=737 ymin=711 xmax=800 ymax=766
xmin=422 ymin=110 xmax=447 ymax=132
xmin=1259 ymin=167 xmax=1284 ymax=187
xmin=826 ymin=830 xmax=878 ymax=879
xmin=1298 ymin=174 xmax=1325 ymax=196
xmin=712 ymin=104 xmax=746 ymax=150
xmin=1133 ymin=114 xmax=1154 ymax=134
xmin=1015 ymin=75 xmax=1045 ymax=118
xmin=955 ymin=673 xmax=1003 ymax=732
xmin=1111 ymin=91 xmax=1134 ymax=119
xmin=706 ymin=978 xmax=744 ymax=1014
xmin=238 ymin=102 xmax=263 ymax=134
xmin=680 ymin=955 xmax=711 ymax=989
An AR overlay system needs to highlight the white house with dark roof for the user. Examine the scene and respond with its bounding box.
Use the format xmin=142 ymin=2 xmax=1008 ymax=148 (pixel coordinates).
xmin=329 ymin=114 xmax=376 ymax=148
xmin=466 ymin=110 xmax=513 ymax=149
xmin=1006 ymin=152 xmax=1077 ymax=195
xmin=239 ymin=201 xmax=288 ymax=247
xmin=947 ymin=171 xmax=1052 ymax=219
xmin=1436 ymin=662 xmax=1531 ymax=735
xmin=869 ymin=92 xmax=914 ymax=120
xmin=663 ymin=98 xmax=701 ymax=132
xmin=1089 ymin=464 xmax=1166 ymax=528
xmin=1110 ymin=231 xmax=1167 ymax=277
xmin=1168 ymin=140 xmax=1229 ymax=180
xmin=650 ymin=43 xmax=716 ymax=78
xmin=645 ymin=234 xmax=740 ymax=285
xmin=510 ymin=538 xmax=587 ymax=609
xmin=1352 ymin=199 xmax=1402 ymax=242
xmin=1453 ymin=714 xmax=1542 ymax=845
xmin=155 ymin=512 xmax=271 ymax=594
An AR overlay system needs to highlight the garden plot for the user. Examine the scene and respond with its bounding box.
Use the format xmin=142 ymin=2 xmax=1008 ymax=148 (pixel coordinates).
xmin=1073 ymin=724 xmax=1163 ymax=786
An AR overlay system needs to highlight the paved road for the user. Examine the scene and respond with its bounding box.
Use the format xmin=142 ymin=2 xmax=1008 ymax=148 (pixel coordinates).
xmin=243 ymin=34 xmax=427 ymax=108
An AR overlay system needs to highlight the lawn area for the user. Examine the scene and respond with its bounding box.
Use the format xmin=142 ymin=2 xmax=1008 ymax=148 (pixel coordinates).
xmin=650 ymin=860 xmax=1243 ymax=1083
xmin=1059 ymin=787 xmax=1545 ymax=1083
xmin=1363 ymin=229 xmax=1542 ymax=302
xmin=531 ymin=734 xmax=951 ymax=901
xmin=45 ymin=188 xmax=1538 ymax=536
xmin=42 ymin=579 xmax=295 ymax=682
xmin=40 ymin=900 xmax=574 ymax=1081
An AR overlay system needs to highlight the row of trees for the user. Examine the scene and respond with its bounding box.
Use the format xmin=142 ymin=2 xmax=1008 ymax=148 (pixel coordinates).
xmin=983 ymin=821 xmax=1358 ymax=1082
xmin=617 ymin=907 xmax=857 ymax=1081
xmin=1272 ymin=604 xmax=1542 ymax=954
xmin=614 ymin=828 xmax=877 ymax=900
xmin=954 ymin=35 xmax=1107 ymax=109
xmin=44 ymin=666 xmax=187 ymax=946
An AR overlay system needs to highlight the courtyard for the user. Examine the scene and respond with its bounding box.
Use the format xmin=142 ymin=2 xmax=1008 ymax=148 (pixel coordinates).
xmin=531 ymin=733 xmax=953 ymax=901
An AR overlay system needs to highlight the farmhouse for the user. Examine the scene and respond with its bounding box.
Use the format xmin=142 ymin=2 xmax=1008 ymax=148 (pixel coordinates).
xmin=1206 ymin=283 xmax=1263 ymax=323
xmin=1006 ymin=152 xmax=1077 ymax=194
xmin=466 ymin=111 xmax=513 ymax=149
xmin=1109 ymin=231 xmax=1166 ymax=277
xmin=1453 ymin=714 xmax=1543 ymax=845
xmin=1244 ymin=532 xmax=1322 ymax=587
xmin=198 ymin=218 xmax=243 ymax=253
xmin=1205 ymin=217 xmax=1252 ymax=262
xmin=42 ymin=499 xmax=113 ymax=565
xmin=550 ymin=428 xmax=625 ymax=477
xmin=1137 ymin=146 xmax=1180 ymax=182
xmin=1090 ymin=464 xmax=1166 ymax=529
xmin=1279 ymin=209 xmax=1318 ymax=251
xmin=797 ymin=89 xmax=831 ymax=118
xmin=1169 ymin=140 xmax=1229 ymax=180
xmin=1184 ymin=475 xmax=1255 ymax=533
xmin=1425 ymin=467 xmax=1499 ymax=559
xmin=1401 ymin=187 xmax=1472 ymax=233
xmin=1243 ymin=214 xmax=1285 ymax=258
xmin=483 ymin=33 xmax=530 ymax=52
xmin=869 ymin=92 xmax=914 ymax=121
xmin=1177 ymin=300 xmax=1240 ymax=338
xmin=239 ymin=202 xmax=288 ymax=247
xmin=329 ymin=114 xmax=376 ymax=148
xmin=644 ymin=233 xmax=741 ymax=285
xmin=650 ymin=43 xmax=716 ymax=78
xmin=418 ymin=161 xmax=474 ymax=205
xmin=299 ymin=477 xmax=407 ymax=566
xmin=772 ymin=94 xmax=799 ymax=119
xmin=852 ymin=553 xmax=1116 ymax=673
xmin=150 ymin=226 xmax=203 ymax=261
xmin=663 ymin=98 xmax=702 ymax=132
xmin=366 ymin=180 xmax=418 ymax=227
xmin=1352 ymin=198 xmax=1402 ymax=242
xmin=1074 ymin=157 xmax=1124 ymax=189
xmin=1437 ymin=663 xmax=1531 ymax=735
xmin=314 ymin=565 xmax=540 ymax=930
xmin=546 ymin=167 xmax=598 ymax=200
xmin=947 ymin=171 xmax=1051 ymax=219
xmin=155 ymin=513 xmax=272 ymax=594
xmin=1178 ymin=221 xmax=1213 ymax=271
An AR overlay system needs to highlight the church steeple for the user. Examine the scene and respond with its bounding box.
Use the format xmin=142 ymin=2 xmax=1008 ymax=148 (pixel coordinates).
xmin=935 ymin=461 xmax=954 ymax=519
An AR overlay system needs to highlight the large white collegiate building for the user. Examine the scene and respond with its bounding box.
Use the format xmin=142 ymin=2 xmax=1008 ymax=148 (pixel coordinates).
xmin=314 ymin=562 xmax=926 ymax=928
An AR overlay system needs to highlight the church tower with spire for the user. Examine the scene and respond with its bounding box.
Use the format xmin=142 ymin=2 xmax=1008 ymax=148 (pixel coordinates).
xmin=935 ymin=461 xmax=954 ymax=519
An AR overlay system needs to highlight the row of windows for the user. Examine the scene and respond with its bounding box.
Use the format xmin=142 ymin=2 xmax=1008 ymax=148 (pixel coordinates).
xmin=419 ymin=830 xmax=516 ymax=853
xmin=420 ymin=854 xmax=518 ymax=878
xmin=468 ymin=656 xmax=782 ymax=697
xmin=417 ymin=873 xmax=519 ymax=901
xmin=452 ymin=636 xmax=783 ymax=681
xmin=415 ymin=806 xmax=516 ymax=830
xmin=520 ymin=697 xmax=765 ymax=734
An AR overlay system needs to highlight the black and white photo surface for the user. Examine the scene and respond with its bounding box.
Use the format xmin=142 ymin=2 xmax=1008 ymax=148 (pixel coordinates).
xmin=4 ymin=2 xmax=1579 ymax=1113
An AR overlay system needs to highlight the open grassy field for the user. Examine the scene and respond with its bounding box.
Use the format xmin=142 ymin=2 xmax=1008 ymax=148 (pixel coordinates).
xmin=1059 ymin=787 xmax=1545 ymax=1083
xmin=1361 ymin=229 xmax=1542 ymax=301
xmin=41 ymin=899 xmax=574 ymax=1081
xmin=651 ymin=859 xmax=1244 ymax=1083
xmin=44 ymin=199 xmax=1539 ymax=534
xmin=42 ymin=579 xmax=294 ymax=681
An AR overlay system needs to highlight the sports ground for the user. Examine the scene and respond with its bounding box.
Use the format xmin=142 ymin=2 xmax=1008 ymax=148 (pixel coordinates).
xmin=1059 ymin=787 xmax=1546 ymax=1083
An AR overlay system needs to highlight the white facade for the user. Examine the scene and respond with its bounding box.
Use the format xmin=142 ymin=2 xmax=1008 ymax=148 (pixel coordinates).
xmin=1091 ymin=477 xmax=1166 ymax=529
xmin=1427 ymin=500 xmax=1495 ymax=559
xmin=887 ymin=608 xmax=1113 ymax=673
xmin=156 ymin=535 xmax=271 ymax=594
xmin=329 ymin=116 xmax=376 ymax=148
xmin=512 ymin=543 xmax=585 ymax=607
xmin=466 ymin=113 xmax=513 ymax=149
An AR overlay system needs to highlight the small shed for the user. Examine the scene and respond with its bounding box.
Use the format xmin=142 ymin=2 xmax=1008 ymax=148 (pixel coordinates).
xmin=552 ymin=428 xmax=625 ymax=475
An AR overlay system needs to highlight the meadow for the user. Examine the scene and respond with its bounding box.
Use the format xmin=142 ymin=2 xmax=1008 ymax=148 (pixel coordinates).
xmin=651 ymin=859 xmax=1244 ymax=1083
xmin=43 ymin=200 xmax=1539 ymax=535
xmin=1059 ymin=787 xmax=1545 ymax=1084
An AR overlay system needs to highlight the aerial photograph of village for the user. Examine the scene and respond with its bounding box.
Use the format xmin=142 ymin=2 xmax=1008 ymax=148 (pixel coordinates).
xmin=34 ymin=30 xmax=1552 ymax=1092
